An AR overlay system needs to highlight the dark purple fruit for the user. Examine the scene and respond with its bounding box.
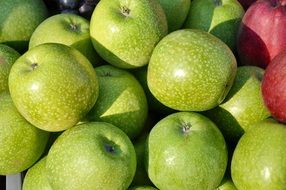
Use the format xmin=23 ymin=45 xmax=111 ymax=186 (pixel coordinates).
xmin=59 ymin=0 xmax=80 ymax=9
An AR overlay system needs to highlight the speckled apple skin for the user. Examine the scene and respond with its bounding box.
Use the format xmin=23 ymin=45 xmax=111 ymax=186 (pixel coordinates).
xmin=0 ymin=92 xmax=49 ymax=175
xmin=22 ymin=157 xmax=53 ymax=190
xmin=86 ymin=65 xmax=148 ymax=139
xmin=231 ymin=119 xmax=286 ymax=190
xmin=0 ymin=44 xmax=20 ymax=93
xmin=46 ymin=122 xmax=136 ymax=190
xmin=147 ymin=29 xmax=237 ymax=111
xmin=90 ymin=0 xmax=168 ymax=69
xmin=8 ymin=43 xmax=99 ymax=132
xmin=146 ymin=112 xmax=228 ymax=190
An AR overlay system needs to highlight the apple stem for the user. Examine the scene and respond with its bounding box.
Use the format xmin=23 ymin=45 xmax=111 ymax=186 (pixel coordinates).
xmin=213 ymin=0 xmax=222 ymax=6
xmin=31 ymin=63 xmax=38 ymax=70
xmin=182 ymin=122 xmax=191 ymax=134
xmin=121 ymin=6 xmax=130 ymax=17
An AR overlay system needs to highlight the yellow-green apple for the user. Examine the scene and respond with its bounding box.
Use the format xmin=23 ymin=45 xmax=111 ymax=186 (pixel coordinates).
xmin=216 ymin=176 xmax=238 ymax=190
xmin=85 ymin=65 xmax=148 ymax=139
xmin=145 ymin=112 xmax=228 ymax=190
xmin=231 ymin=119 xmax=286 ymax=189
xmin=237 ymin=0 xmax=286 ymax=68
xmin=46 ymin=122 xmax=136 ymax=190
xmin=147 ymin=29 xmax=237 ymax=111
xmin=0 ymin=92 xmax=49 ymax=175
xmin=129 ymin=186 xmax=158 ymax=190
xmin=158 ymin=0 xmax=191 ymax=32
xmin=0 ymin=0 xmax=49 ymax=53
xmin=184 ymin=0 xmax=244 ymax=50
xmin=0 ymin=44 xmax=20 ymax=93
xmin=29 ymin=13 xmax=102 ymax=67
xmin=22 ymin=157 xmax=52 ymax=190
xmin=262 ymin=49 xmax=286 ymax=123
xmin=90 ymin=0 xmax=168 ymax=69
xmin=8 ymin=43 xmax=99 ymax=132
xmin=204 ymin=66 xmax=270 ymax=143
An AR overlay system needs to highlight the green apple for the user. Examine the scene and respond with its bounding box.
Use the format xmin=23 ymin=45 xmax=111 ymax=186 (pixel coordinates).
xmin=184 ymin=0 xmax=244 ymax=50
xmin=133 ymin=66 xmax=175 ymax=116
xmin=8 ymin=43 xmax=99 ymax=132
xmin=158 ymin=0 xmax=191 ymax=32
xmin=85 ymin=65 xmax=148 ymax=139
xmin=131 ymin=135 xmax=153 ymax=186
xmin=145 ymin=112 xmax=228 ymax=190
xmin=0 ymin=44 xmax=20 ymax=93
xmin=129 ymin=186 xmax=158 ymax=190
xmin=46 ymin=122 xmax=136 ymax=190
xmin=0 ymin=0 xmax=49 ymax=53
xmin=22 ymin=157 xmax=52 ymax=190
xmin=147 ymin=29 xmax=237 ymax=111
xmin=0 ymin=92 xmax=49 ymax=175
xmin=231 ymin=119 xmax=286 ymax=190
xmin=216 ymin=176 xmax=237 ymax=190
xmin=29 ymin=13 xmax=101 ymax=67
xmin=204 ymin=66 xmax=271 ymax=144
xmin=90 ymin=0 xmax=168 ymax=69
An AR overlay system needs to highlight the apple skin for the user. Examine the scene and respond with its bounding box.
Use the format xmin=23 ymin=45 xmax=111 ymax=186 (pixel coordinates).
xmin=262 ymin=49 xmax=286 ymax=123
xmin=22 ymin=157 xmax=53 ymax=190
xmin=128 ymin=186 xmax=158 ymax=190
xmin=46 ymin=122 xmax=136 ymax=190
xmin=85 ymin=65 xmax=148 ymax=139
xmin=237 ymin=0 xmax=286 ymax=68
xmin=231 ymin=119 xmax=286 ymax=190
xmin=145 ymin=112 xmax=228 ymax=190
xmin=8 ymin=43 xmax=99 ymax=132
xmin=204 ymin=66 xmax=270 ymax=144
xmin=90 ymin=0 xmax=168 ymax=69
xmin=0 ymin=0 xmax=49 ymax=53
xmin=0 ymin=44 xmax=20 ymax=93
xmin=0 ymin=92 xmax=49 ymax=175
xmin=147 ymin=29 xmax=237 ymax=111
xmin=29 ymin=13 xmax=102 ymax=67
xmin=184 ymin=0 xmax=245 ymax=50
xmin=216 ymin=176 xmax=238 ymax=190
xmin=158 ymin=0 xmax=191 ymax=32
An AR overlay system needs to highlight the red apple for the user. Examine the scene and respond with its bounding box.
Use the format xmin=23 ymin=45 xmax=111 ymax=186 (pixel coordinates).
xmin=238 ymin=0 xmax=257 ymax=10
xmin=262 ymin=49 xmax=286 ymax=123
xmin=237 ymin=0 xmax=286 ymax=68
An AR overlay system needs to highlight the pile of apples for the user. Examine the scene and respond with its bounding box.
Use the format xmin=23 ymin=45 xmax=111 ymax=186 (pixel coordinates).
xmin=1 ymin=0 xmax=286 ymax=190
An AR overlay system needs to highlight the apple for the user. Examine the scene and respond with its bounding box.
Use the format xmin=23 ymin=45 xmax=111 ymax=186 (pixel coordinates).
xmin=29 ymin=13 xmax=102 ymax=67
xmin=131 ymin=135 xmax=153 ymax=187
xmin=204 ymin=66 xmax=270 ymax=144
xmin=216 ymin=176 xmax=238 ymax=190
xmin=183 ymin=0 xmax=245 ymax=50
xmin=145 ymin=112 xmax=228 ymax=190
xmin=147 ymin=29 xmax=237 ymax=111
xmin=237 ymin=0 xmax=286 ymax=68
xmin=231 ymin=119 xmax=286 ymax=189
xmin=0 ymin=44 xmax=20 ymax=93
xmin=133 ymin=66 xmax=175 ymax=116
xmin=262 ymin=49 xmax=286 ymax=123
xmin=129 ymin=186 xmax=158 ymax=190
xmin=85 ymin=65 xmax=148 ymax=139
xmin=90 ymin=0 xmax=168 ymax=69
xmin=0 ymin=92 xmax=49 ymax=175
xmin=8 ymin=43 xmax=99 ymax=132
xmin=158 ymin=0 xmax=191 ymax=32
xmin=238 ymin=0 xmax=257 ymax=10
xmin=0 ymin=0 xmax=49 ymax=53
xmin=22 ymin=157 xmax=52 ymax=190
xmin=46 ymin=122 xmax=136 ymax=190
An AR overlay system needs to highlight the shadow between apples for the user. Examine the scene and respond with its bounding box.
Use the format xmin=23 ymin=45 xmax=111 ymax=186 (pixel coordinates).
xmin=209 ymin=18 xmax=242 ymax=54
xmin=90 ymin=37 xmax=135 ymax=69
